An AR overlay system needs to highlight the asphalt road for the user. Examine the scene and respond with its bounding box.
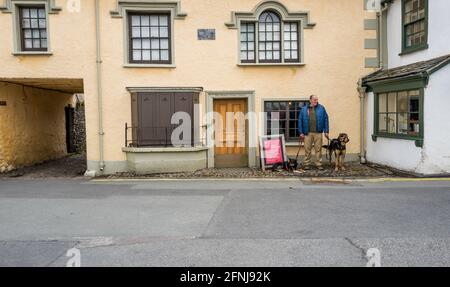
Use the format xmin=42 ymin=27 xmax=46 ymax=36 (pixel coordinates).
xmin=0 ymin=178 xmax=449 ymax=267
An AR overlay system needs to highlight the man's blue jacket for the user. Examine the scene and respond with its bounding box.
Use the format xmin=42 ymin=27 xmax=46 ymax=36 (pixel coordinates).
xmin=298 ymin=103 xmax=329 ymax=135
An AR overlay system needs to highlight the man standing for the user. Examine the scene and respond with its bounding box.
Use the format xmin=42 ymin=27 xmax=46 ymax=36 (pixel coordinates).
xmin=298 ymin=95 xmax=329 ymax=170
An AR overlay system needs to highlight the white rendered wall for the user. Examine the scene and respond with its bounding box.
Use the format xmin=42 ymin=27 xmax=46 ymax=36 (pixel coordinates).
xmin=365 ymin=91 xmax=422 ymax=171
xmin=365 ymin=64 xmax=450 ymax=174
xmin=416 ymin=64 xmax=450 ymax=174
xmin=387 ymin=0 xmax=450 ymax=69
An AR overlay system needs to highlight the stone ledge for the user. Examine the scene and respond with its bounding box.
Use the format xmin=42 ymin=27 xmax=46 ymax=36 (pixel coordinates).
xmin=122 ymin=146 xmax=209 ymax=153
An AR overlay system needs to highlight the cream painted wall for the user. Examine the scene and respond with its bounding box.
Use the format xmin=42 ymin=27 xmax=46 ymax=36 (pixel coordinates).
xmin=0 ymin=82 xmax=74 ymax=171
xmin=1 ymin=0 xmax=376 ymax=173
xmin=98 ymin=0 xmax=375 ymax=164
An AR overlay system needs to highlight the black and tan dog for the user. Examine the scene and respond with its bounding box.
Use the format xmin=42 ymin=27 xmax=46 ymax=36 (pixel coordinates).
xmin=323 ymin=133 xmax=350 ymax=171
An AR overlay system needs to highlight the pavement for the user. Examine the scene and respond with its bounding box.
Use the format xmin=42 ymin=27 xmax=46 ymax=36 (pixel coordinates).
xmin=0 ymin=177 xmax=450 ymax=267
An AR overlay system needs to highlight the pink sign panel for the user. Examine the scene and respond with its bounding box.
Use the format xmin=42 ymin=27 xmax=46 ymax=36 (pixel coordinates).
xmin=264 ymin=139 xmax=283 ymax=165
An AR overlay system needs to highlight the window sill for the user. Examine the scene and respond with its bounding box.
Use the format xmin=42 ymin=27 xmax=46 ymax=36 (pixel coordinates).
xmin=372 ymin=134 xmax=423 ymax=148
xmin=237 ymin=62 xmax=305 ymax=67
xmin=399 ymin=44 xmax=429 ymax=56
xmin=122 ymin=146 xmax=208 ymax=153
xmin=123 ymin=63 xmax=176 ymax=68
xmin=12 ymin=51 xmax=53 ymax=56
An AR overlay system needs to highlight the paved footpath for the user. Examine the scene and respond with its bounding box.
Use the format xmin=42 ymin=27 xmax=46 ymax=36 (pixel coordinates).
xmin=0 ymin=178 xmax=449 ymax=266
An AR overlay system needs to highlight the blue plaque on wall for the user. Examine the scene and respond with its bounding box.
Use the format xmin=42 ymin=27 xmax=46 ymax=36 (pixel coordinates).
xmin=198 ymin=29 xmax=216 ymax=40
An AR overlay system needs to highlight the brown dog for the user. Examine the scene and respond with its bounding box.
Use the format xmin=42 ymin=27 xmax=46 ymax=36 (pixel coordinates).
xmin=323 ymin=133 xmax=350 ymax=171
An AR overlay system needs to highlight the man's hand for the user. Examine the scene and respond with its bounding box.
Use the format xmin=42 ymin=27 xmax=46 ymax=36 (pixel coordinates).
xmin=325 ymin=133 xmax=329 ymax=140
xmin=299 ymin=134 xmax=305 ymax=142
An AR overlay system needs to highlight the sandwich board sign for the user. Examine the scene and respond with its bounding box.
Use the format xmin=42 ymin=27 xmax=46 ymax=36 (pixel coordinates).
xmin=259 ymin=134 xmax=288 ymax=171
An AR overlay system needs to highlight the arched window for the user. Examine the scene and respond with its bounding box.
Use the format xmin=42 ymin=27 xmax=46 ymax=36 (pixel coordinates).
xmin=258 ymin=11 xmax=281 ymax=62
xmin=238 ymin=9 xmax=302 ymax=64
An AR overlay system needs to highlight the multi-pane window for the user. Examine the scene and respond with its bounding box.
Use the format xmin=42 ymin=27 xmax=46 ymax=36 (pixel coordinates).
xmin=19 ymin=6 xmax=47 ymax=51
xmin=403 ymin=0 xmax=427 ymax=50
xmin=258 ymin=11 xmax=281 ymax=63
xmin=129 ymin=13 xmax=170 ymax=64
xmin=265 ymin=100 xmax=308 ymax=142
xmin=239 ymin=10 xmax=301 ymax=64
xmin=284 ymin=22 xmax=299 ymax=62
xmin=240 ymin=23 xmax=255 ymax=63
xmin=377 ymin=90 xmax=421 ymax=136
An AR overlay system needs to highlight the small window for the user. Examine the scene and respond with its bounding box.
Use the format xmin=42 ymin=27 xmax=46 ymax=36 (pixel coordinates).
xmin=240 ymin=22 xmax=256 ymax=63
xmin=376 ymin=90 xmax=421 ymax=137
xmin=128 ymin=12 xmax=171 ymax=64
xmin=19 ymin=6 xmax=47 ymax=51
xmin=264 ymin=100 xmax=308 ymax=142
xmin=402 ymin=0 xmax=428 ymax=53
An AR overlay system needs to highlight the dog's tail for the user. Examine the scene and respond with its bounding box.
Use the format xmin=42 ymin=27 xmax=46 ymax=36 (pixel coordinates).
xmin=322 ymin=145 xmax=330 ymax=149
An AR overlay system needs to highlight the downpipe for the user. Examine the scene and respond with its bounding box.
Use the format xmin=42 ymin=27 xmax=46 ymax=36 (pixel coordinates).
xmin=358 ymin=79 xmax=367 ymax=164
xmin=95 ymin=0 xmax=105 ymax=172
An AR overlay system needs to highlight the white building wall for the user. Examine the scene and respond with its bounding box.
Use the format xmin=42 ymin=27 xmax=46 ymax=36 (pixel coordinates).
xmin=387 ymin=0 xmax=450 ymax=69
xmin=365 ymin=64 xmax=450 ymax=174
xmin=365 ymin=91 xmax=422 ymax=171
xmin=416 ymin=64 xmax=450 ymax=174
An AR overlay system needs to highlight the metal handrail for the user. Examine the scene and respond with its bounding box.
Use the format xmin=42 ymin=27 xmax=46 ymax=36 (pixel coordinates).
xmin=124 ymin=123 xmax=208 ymax=148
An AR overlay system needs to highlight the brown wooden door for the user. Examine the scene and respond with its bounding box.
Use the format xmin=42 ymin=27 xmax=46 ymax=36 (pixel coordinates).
xmin=213 ymin=99 xmax=248 ymax=167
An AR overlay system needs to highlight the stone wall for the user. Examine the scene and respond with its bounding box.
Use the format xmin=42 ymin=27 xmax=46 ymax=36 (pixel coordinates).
xmin=73 ymin=99 xmax=86 ymax=153
xmin=0 ymin=82 xmax=74 ymax=172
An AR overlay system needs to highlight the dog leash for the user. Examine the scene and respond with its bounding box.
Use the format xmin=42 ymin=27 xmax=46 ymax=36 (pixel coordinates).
xmin=325 ymin=137 xmax=330 ymax=160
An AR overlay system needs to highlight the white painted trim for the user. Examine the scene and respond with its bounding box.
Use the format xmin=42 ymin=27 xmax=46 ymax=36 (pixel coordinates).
xmin=205 ymin=90 xmax=257 ymax=168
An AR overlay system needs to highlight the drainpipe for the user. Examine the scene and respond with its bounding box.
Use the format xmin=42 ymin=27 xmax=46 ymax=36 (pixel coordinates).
xmin=358 ymin=79 xmax=367 ymax=164
xmin=95 ymin=0 xmax=105 ymax=172
xmin=378 ymin=2 xmax=390 ymax=68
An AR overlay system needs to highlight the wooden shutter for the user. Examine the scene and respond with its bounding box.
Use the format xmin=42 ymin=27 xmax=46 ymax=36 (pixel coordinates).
xmin=131 ymin=92 xmax=197 ymax=146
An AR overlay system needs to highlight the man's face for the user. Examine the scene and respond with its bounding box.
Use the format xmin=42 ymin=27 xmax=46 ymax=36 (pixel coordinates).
xmin=310 ymin=96 xmax=319 ymax=107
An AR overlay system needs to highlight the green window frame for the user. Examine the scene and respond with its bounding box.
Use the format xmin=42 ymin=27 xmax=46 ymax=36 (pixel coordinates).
xmin=401 ymin=0 xmax=428 ymax=55
xmin=373 ymin=87 xmax=424 ymax=148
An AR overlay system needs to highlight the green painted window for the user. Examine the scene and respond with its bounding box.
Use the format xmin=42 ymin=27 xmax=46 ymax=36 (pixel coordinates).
xmin=402 ymin=0 xmax=428 ymax=54
xmin=375 ymin=89 xmax=423 ymax=147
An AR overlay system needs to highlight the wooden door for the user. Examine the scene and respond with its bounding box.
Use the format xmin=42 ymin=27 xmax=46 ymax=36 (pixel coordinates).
xmin=213 ymin=99 xmax=248 ymax=167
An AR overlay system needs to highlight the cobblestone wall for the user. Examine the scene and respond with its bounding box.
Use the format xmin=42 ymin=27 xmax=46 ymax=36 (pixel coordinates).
xmin=73 ymin=102 xmax=86 ymax=153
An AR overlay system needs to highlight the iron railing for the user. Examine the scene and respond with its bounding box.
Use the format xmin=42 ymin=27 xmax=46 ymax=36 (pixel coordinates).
xmin=125 ymin=123 xmax=208 ymax=147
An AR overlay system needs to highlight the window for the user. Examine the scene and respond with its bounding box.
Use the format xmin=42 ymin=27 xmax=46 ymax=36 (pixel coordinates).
xmin=19 ymin=6 xmax=47 ymax=51
xmin=402 ymin=0 xmax=428 ymax=54
xmin=240 ymin=22 xmax=255 ymax=63
xmin=128 ymin=13 xmax=171 ymax=64
xmin=258 ymin=11 xmax=281 ymax=63
xmin=264 ymin=100 xmax=308 ymax=142
xmin=376 ymin=90 xmax=422 ymax=137
xmin=239 ymin=10 xmax=301 ymax=64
